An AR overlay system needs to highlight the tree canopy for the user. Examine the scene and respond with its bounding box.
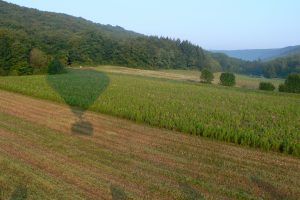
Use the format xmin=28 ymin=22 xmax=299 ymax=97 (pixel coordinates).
xmin=279 ymin=73 xmax=300 ymax=93
xmin=48 ymin=59 xmax=66 ymax=75
xmin=220 ymin=73 xmax=236 ymax=86
xmin=0 ymin=1 xmax=219 ymax=75
xmin=259 ymin=82 xmax=275 ymax=91
xmin=200 ymin=69 xmax=214 ymax=83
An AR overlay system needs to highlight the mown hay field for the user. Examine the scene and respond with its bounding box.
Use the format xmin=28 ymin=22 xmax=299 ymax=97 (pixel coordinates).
xmin=96 ymin=65 xmax=284 ymax=89
xmin=0 ymin=69 xmax=299 ymax=155
xmin=0 ymin=91 xmax=299 ymax=199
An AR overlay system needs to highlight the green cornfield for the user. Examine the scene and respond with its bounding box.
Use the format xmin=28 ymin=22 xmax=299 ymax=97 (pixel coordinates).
xmin=0 ymin=69 xmax=299 ymax=156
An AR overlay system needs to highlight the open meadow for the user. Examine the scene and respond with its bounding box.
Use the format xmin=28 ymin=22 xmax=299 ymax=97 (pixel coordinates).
xmin=0 ymin=69 xmax=299 ymax=156
xmin=96 ymin=66 xmax=284 ymax=89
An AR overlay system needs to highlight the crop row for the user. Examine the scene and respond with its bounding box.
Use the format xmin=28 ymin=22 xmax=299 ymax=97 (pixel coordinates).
xmin=0 ymin=69 xmax=299 ymax=156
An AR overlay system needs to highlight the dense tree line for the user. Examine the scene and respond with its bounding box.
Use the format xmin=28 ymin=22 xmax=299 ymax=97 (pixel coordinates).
xmin=0 ymin=27 xmax=217 ymax=75
xmin=0 ymin=1 xmax=219 ymax=75
xmin=0 ymin=0 xmax=299 ymax=78
xmin=246 ymin=54 xmax=300 ymax=78
xmin=211 ymin=52 xmax=300 ymax=78
xmin=0 ymin=29 xmax=31 ymax=75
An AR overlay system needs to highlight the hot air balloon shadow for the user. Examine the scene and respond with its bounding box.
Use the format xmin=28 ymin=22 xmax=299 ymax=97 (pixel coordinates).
xmin=47 ymin=69 xmax=109 ymax=136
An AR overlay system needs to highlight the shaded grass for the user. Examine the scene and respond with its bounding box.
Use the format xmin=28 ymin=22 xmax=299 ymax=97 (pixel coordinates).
xmin=0 ymin=69 xmax=299 ymax=156
xmin=213 ymin=72 xmax=284 ymax=89
xmin=0 ymin=154 xmax=85 ymax=200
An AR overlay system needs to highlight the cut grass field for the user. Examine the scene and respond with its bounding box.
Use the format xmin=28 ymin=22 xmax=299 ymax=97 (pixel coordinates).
xmin=0 ymin=90 xmax=299 ymax=199
xmin=0 ymin=69 xmax=299 ymax=156
xmin=96 ymin=65 xmax=284 ymax=89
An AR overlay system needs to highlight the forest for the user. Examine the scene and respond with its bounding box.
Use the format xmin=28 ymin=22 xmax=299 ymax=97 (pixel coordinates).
xmin=0 ymin=0 xmax=300 ymax=77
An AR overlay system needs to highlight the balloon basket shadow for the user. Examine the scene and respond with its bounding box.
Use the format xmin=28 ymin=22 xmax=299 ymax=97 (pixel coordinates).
xmin=71 ymin=120 xmax=93 ymax=136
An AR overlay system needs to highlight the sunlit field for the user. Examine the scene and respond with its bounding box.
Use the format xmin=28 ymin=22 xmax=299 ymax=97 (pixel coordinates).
xmin=96 ymin=65 xmax=284 ymax=90
xmin=0 ymin=69 xmax=298 ymax=156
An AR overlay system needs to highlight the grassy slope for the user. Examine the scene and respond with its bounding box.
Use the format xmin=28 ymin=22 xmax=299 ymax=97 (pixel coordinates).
xmin=0 ymin=95 xmax=299 ymax=199
xmin=0 ymin=69 xmax=299 ymax=156
xmin=213 ymin=72 xmax=284 ymax=89
xmin=96 ymin=65 xmax=284 ymax=89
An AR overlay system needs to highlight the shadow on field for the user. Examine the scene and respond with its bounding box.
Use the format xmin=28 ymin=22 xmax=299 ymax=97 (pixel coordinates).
xmin=9 ymin=184 xmax=27 ymax=200
xmin=0 ymin=187 xmax=3 ymax=200
xmin=47 ymin=69 xmax=110 ymax=136
xmin=110 ymin=185 xmax=128 ymax=200
xmin=179 ymin=182 xmax=204 ymax=200
xmin=251 ymin=176 xmax=287 ymax=200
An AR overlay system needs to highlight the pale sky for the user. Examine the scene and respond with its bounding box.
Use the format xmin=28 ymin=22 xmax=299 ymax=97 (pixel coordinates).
xmin=5 ymin=0 xmax=300 ymax=50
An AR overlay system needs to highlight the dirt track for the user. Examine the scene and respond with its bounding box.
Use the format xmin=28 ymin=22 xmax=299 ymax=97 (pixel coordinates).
xmin=0 ymin=89 xmax=299 ymax=199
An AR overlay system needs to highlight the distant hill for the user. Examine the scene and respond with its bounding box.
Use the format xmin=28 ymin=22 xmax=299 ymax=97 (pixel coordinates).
xmin=213 ymin=45 xmax=300 ymax=61
xmin=0 ymin=0 xmax=142 ymax=40
xmin=0 ymin=0 xmax=219 ymax=76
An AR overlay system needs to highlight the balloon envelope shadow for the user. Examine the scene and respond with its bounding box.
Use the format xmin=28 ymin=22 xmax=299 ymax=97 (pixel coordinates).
xmin=179 ymin=182 xmax=204 ymax=200
xmin=47 ymin=69 xmax=109 ymax=136
xmin=110 ymin=185 xmax=128 ymax=200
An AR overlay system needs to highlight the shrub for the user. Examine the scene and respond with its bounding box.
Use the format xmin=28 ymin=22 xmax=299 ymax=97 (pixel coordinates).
xmin=220 ymin=72 xmax=236 ymax=86
xmin=200 ymin=69 xmax=214 ymax=83
xmin=17 ymin=65 xmax=33 ymax=76
xmin=279 ymin=73 xmax=300 ymax=93
xmin=278 ymin=84 xmax=286 ymax=92
xmin=48 ymin=59 xmax=66 ymax=75
xmin=259 ymin=82 xmax=275 ymax=91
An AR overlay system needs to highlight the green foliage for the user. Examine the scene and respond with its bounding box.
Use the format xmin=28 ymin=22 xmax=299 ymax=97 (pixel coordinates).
xmin=1 ymin=1 xmax=299 ymax=78
xmin=249 ymin=55 xmax=300 ymax=78
xmin=30 ymin=48 xmax=48 ymax=73
xmin=210 ymin=53 xmax=244 ymax=72
xmin=200 ymin=69 xmax=214 ymax=83
xmin=278 ymin=84 xmax=286 ymax=92
xmin=211 ymin=52 xmax=300 ymax=78
xmin=17 ymin=62 xmax=33 ymax=75
xmin=262 ymin=55 xmax=300 ymax=78
xmin=279 ymin=73 xmax=300 ymax=93
xmin=47 ymin=59 xmax=66 ymax=75
xmin=220 ymin=72 xmax=236 ymax=86
xmin=0 ymin=1 xmax=217 ymax=75
xmin=0 ymin=29 xmax=31 ymax=76
xmin=0 ymin=30 xmax=12 ymax=75
xmin=0 ymin=69 xmax=299 ymax=156
xmin=259 ymin=82 xmax=275 ymax=91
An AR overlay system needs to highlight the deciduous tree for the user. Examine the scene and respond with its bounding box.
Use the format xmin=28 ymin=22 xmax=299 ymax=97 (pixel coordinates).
xmin=220 ymin=73 xmax=236 ymax=86
xmin=200 ymin=69 xmax=214 ymax=83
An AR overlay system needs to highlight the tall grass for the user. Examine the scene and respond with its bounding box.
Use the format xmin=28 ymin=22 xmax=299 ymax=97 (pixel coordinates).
xmin=0 ymin=69 xmax=299 ymax=156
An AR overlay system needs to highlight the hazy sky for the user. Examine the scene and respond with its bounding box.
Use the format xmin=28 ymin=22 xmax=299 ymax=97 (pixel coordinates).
xmin=5 ymin=0 xmax=300 ymax=50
